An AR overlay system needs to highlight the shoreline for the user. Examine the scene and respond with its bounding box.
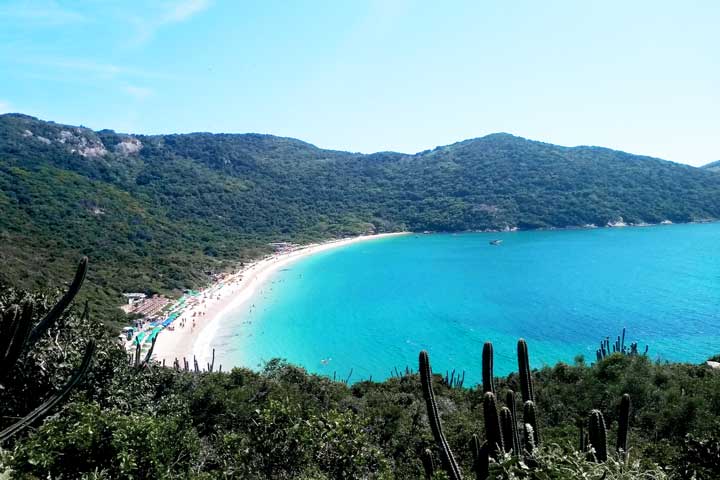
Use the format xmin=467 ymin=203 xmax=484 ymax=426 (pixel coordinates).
xmin=147 ymin=220 xmax=714 ymax=368
xmin=151 ymin=232 xmax=409 ymax=367
xmin=423 ymin=218 xmax=720 ymax=234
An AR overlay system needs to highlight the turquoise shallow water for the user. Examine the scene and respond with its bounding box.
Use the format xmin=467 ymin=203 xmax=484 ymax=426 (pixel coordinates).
xmin=210 ymin=224 xmax=720 ymax=384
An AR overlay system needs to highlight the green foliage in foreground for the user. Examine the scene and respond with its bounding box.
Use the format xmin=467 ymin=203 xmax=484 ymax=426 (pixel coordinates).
xmin=4 ymin=113 xmax=720 ymax=321
xmin=0 ymin=286 xmax=717 ymax=478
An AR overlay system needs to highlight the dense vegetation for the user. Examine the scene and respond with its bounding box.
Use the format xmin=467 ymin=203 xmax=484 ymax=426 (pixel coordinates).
xmin=702 ymin=160 xmax=720 ymax=173
xmin=2 ymin=113 xmax=720 ymax=320
xmin=0 ymin=274 xmax=718 ymax=479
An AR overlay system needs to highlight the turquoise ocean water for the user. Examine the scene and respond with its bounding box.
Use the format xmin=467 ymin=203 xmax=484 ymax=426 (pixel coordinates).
xmin=210 ymin=223 xmax=720 ymax=384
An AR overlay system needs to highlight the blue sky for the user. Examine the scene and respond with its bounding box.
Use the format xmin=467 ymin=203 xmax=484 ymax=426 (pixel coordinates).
xmin=0 ymin=1 xmax=718 ymax=166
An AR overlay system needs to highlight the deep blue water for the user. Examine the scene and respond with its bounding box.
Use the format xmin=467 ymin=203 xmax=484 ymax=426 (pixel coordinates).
xmin=210 ymin=224 xmax=720 ymax=384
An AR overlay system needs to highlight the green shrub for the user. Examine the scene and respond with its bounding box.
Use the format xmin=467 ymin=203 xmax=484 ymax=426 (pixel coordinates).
xmin=489 ymin=443 xmax=668 ymax=479
xmin=10 ymin=402 xmax=201 ymax=479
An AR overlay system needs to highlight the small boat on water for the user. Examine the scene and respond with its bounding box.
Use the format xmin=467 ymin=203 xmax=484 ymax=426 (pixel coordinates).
xmin=489 ymin=239 xmax=503 ymax=246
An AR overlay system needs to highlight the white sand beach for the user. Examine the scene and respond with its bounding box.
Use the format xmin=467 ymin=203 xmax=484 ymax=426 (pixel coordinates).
xmin=151 ymin=232 xmax=408 ymax=368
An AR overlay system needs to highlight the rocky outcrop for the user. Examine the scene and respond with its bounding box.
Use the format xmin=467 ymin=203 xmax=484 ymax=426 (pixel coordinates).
xmin=58 ymin=129 xmax=107 ymax=157
xmin=114 ymin=137 xmax=143 ymax=155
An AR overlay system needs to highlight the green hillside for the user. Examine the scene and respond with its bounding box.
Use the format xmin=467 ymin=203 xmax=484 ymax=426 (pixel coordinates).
xmin=2 ymin=113 xmax=720 ymax=317
xmin=702 ymin=160 xmax=720 ymax=172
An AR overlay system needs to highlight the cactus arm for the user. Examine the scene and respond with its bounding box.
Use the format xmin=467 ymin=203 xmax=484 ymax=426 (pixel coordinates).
xmin=470 ymin=434 xmax=489 ymax=480
xmin=421 ymin=448 xmax=435 ymax=479
xmin=523 ymin=423 xmax=535 ymax=454
xmin=482 ymin=342 xmax=495 ymax=395
xmin=140 ymin=335 xmax=158 ymax=367
xmin=523 ymin=400 xmax=540 ymax=446
xmin=617 ymin=394 xmax=631 ymax=454
xmin=419 ymin=350 xmax=463 ymax=480
xmin=0 ymin=339 xmax=95 ymax=444
xmin=517 ymin=339 xmax=534 ymax=403
xmin=505 ymin=390 xmax=521 ymax=454
xmin=588 ymin=409 xmax=608 ymax=462
xmin=134 ymin=342 xmax=142 ymax=367
xmin=27 ymin=257 xmax=88 ymax=346
xmin=0 ymin=302 xmax=34 ymax=381
xmin=499 ymin=407 xmax=515 ymax=453
xmin=0 ymin=305 xmax=21 ymax=359
xmin=483 ymin=392 xmax=504 ymax=457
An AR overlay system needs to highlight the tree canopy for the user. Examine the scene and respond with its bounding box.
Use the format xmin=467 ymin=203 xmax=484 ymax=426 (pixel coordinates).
xmin=2 ymin=113 xmax=720 ymax=319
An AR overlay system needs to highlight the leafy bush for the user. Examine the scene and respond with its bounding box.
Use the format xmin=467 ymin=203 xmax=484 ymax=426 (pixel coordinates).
xmin=10 ymin=402 xmax=201 ymax=479
xmin=489 ymin=443 xmax=668 ymax=479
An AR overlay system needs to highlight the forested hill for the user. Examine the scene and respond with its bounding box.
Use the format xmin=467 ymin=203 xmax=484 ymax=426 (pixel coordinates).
xmin=702 ymin=160 xmax=720 ymax=172
xmin=2 ymin=113 xmax=720 ymax=316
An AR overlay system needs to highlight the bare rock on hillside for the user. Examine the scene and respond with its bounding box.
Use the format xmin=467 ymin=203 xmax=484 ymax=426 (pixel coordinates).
xmin=115 ymin=137 xmax=143 ymax=155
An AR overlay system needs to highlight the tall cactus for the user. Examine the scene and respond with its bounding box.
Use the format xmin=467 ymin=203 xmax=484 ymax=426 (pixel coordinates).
xmin=415 ymin=340 xmax=633 ymax=477
xmin=523 ymin=400 xmax=540 ymax=447
xmin=133 ymin=335 xmax=158 ymax=371
xmin=483 ymin=392 xmax=504 ymax=457
xmin=517 ymin=339 xmax=534 ymax=404
xmin=617 ymin=394 xmax=631 ymax=454
xmin=470 ymin=434 xmax=488 ymax=480
xmin=0 ymin=257 xmax=95 ymax=444
xmin=27 ymin=256 xmax=88 ymax=345
xmin=420 ymin=448 xmax=435 ymax=479
xmin=0 ymin=301 xmax=34 ymax=382
xmin=0 ymin=340 xmax=95 ymax=443
xmin=482 ymin=342 xmax=494 ymax=395
xmin=499 ymin=407 xmax=515 ymax=453
xmin=505 ymin=390 xmax=521 ymax=454
xmin=596 ymin=329 xmax=648 ymax=360
xmin=588 ymin=409 xmax=608 ymax=462
xmin=1 ymin=257 xmax=88 ymax=383
xmin=419 ymin=350 xmax=463 ymax=480
xmin=523 ymin=423 xmax=535 ymax=454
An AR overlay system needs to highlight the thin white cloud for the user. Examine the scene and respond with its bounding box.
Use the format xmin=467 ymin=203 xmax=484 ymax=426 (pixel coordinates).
xmin=162 ymin=0 xmax=212 ymax=24
xmin=129 ymin=0 xmax=212 ymax=45
xmin=123 ymin=85 xmax=153 ymax=100
xmin=18 ymin=57 xmax=170 ymax=81
xmin=0 ymin=0 xmax=87 ymax=26
xmin=0 ymin=100 xmax=12 ymax=113
xmin=38 ymin=58 xmax=124 ymax=78
xmin=5 ymin=57 xmax=166 ymax=99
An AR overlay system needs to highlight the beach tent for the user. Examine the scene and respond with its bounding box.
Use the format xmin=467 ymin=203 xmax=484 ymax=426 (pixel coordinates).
xmin=162 ymin=313 xmax=178 ymax=327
